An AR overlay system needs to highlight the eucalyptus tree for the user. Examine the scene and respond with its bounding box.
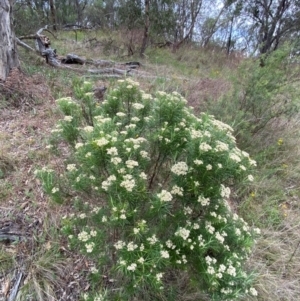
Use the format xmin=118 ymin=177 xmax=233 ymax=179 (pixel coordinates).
xmin=0 ymin=0 xmax=20 ymax=81
xmin=244 ymin=0 xmax=299 ymax=54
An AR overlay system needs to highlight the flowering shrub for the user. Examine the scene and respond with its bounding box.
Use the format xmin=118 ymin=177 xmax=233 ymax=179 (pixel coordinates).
xmin=36 ymin=78 xmax=259 ymax=300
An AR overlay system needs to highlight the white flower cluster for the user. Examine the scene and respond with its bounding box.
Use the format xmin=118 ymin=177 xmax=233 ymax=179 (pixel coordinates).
xmin=127 ymin=241 xmax=138 ymax=251
xmin=51 ymin=126 xmax=63 ymax=134
xmin=111 ymin=157 xmax=122 ymax=165
xmin=131 ymin=117 xmax=140 ymax=122
xmin=139 ymin=172 xmax=147 ymax=180
xmin=51 ymin=187 xmax=59 ymax=194
xmin=248 ymin=174 xmax=254 ymax=181
xmin=215 ymin=140 xmax=229 ymax=152
xmin=249 ymin=287 xmax=258 ymax=296
xmin=220 ymin=184 xmax=231 ymax=199
xmin=125 ymin=78 xmax=140 ymax=87
xmin=64 ymin=115 xmax=73 ymax=122
xmin=66 ymin=164 xmax=77 ymax=172
xmin=125 ymin=137 xmax=147 ymax=150
xmin=170 ymin=185 xmax=183 ymax=196
xmin=183 ymin=206 xmax=193 ymax=215
xmin=220 ymin=287 xmax=233 ymax=295
xmin=142 ymin=92 xmax=152 ymax=100
xmin=157 ymin=190 xmax=173 ymax=202
xmin=140 ymin=150 xmax=150 ymax=159
xmin=171 ymin=161 xmax=189 ymax=175
xmin=206 ymin=164 xmax=212 ymax=170
xmin=114 ymin=240 xmax=126 ymax=250
xmin=85 ymin=242 xmax=95 ymax=253
xmin=215 ymin=231 xmax=227 ymax=244
xmin=147 ymin=234 xmax=158 ymax=245
xmin=94 ymin=116 xmax=112 ymax=124
xmin=125 ymin=124 xmax=136 ymax=129
xmin=107 ymin=147 xmax=118 ymax=156
xmin=197 ymin=195 xmax=210 ymax=206
xmin=83 ymin=125 xmax=94 ymax=132
xmin=176 ymin=254 xmax=187 ymax=264
xmin=78 ymin=230 xmax=90 ymax=242
xmin=75 ymin=142 xmax=84 ymax=149
xmin=190 ymin=129 xmax=203 ymax=139
xmin=160 ymin=250 xmax=170 ymax=258
xmin=194 ymin=159 xmax=203 ymax=165
xmin=132 ymin=102 xmax=145 ymax=110
xmin=96 ymin=137 xmax=109 ymax=147
xmin=210 ymin=118 xmax=234 ymax=133
xmin=102 ymin=175 xmax=117 ymax=191
xmin=120 ymin=174 xmax=136 ymax=192
xmin=156 ymin=272 xmax=164 ymax=281
xmin=229 ymin=152 xmax=241 ymax=163
xmin=205 ymin=223 xmax=215 ymax=234
xmin=127 ymin=263 xmax=137 ymax=271
xmin=199 ymin=142 xmax=212 ymax=152
xmin=226 ymin=265 xmax=236 ymax=276
xmin=166 ymin=240 xmax=176 ymax=249
xmin=175 ymin=227 xmax=190 ymax=240
xmin=137 ymin=257 xmax=145 ymax=264
xmin=125 ymin=160 xmax=139 ymax=169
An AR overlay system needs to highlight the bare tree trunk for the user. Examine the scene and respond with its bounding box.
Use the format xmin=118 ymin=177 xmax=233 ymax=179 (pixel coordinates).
xmin=49 ymin=0 xmax=57 ymax=30
xmin=140 ymin=0 xmax=150 ymax=57
xmin=0 ymin=0 xmax=20 ymax=81
xmin=226 ymin=16 xmax=234 ymax=56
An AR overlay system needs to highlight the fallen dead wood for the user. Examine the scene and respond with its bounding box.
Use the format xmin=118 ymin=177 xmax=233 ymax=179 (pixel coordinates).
xmin=8 ymin=272 xmax=23 ymax=301
xmin=88 ymin=68 xmax=131 ymax=76
xmin=0 ymin=225 xmax=25 ymax=243
xmin=84 ymin=74 xmax=124 ymax=79
xmin=16 ymin=38 xmax=36 ymax=53
xmin=61 ymin=53 xmax=85 ymax=65
xmin=85 ymin=59 xmax=114 ymax=67
xmin=16 ymin=27 xmax=139 ymax=77
xmin=0 ymin=233 xmax=22 ymax=242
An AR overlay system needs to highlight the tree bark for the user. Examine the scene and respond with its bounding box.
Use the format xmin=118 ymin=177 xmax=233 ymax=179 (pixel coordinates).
xmin=0 ymin=0 xmax=20 ymax=81
xmin=49 ymin=0 xmax=57 ymax=30
xmin=140 ymin=0 xmax=150 ymax=57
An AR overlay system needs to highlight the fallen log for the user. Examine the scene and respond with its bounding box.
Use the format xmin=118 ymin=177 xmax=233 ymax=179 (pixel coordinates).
xmin=88 ymin=68 xmax=131 ymax=76
xmin=84 ymin=74 xmax=124 ymax=79
xmin=61 ymin=53 xmax=85 ymax=65
xmin=16 ymin=27 xmax=139 ymax=76
xmin=16 ymin=38 xmax=35 ymax=52
xmin=0 ymin=225 xmax=25 ymax=243
xmin=85 ymin=59 xmax=114 ymax=67
xmin=0 ymin=233 xmax=21 ymax=242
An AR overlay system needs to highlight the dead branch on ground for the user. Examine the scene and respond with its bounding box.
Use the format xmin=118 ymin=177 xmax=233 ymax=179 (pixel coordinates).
xmin=16 ymin=27 xmax=140 ymax=77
